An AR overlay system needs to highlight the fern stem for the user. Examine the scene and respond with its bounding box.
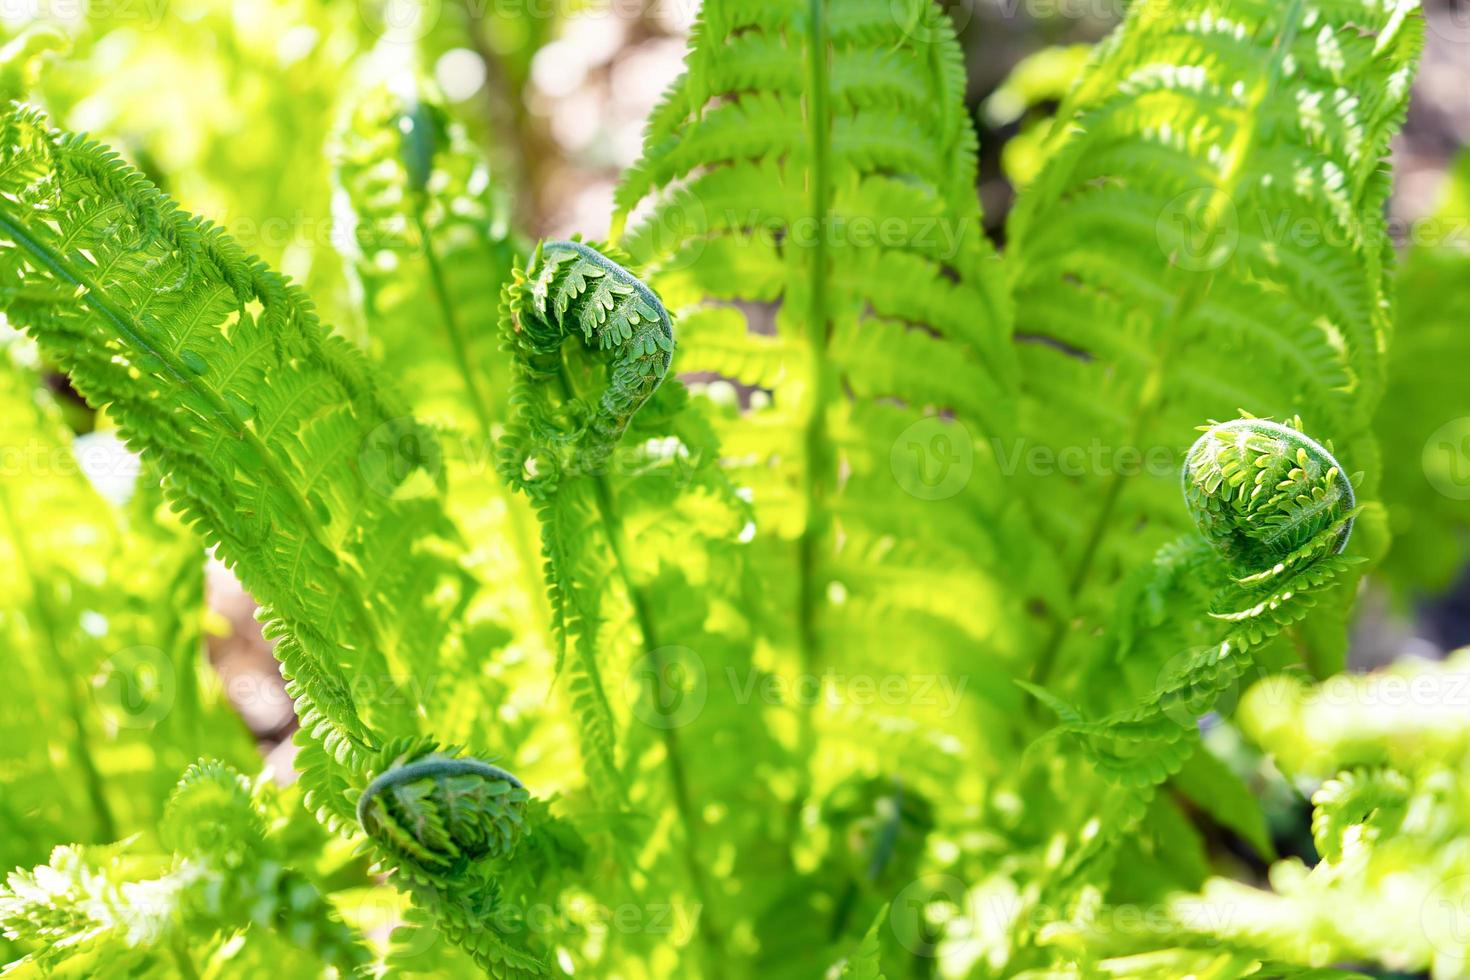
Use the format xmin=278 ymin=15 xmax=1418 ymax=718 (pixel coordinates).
xmin=791 ymin=0 xmax=834 ymax=841
xmin=0 ymin=205 xmax=388 ymax=743
xmin=409 ymin=208 xmax=552 ymax=646
xmin=0 ymin=481 xmax=117 ymax=842
xmin=586 ymin=472 xmax=728 ymax=976
xmin=412 ymin=210 xmax=497 ymax=439
xmin=547 ymin=360 xmax=728 ymax=972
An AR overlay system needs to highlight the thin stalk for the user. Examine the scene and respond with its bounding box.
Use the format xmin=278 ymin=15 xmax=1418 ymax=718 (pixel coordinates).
xmin=790 ymin=0 xmax=834 ymax=840
xmin=409 ymin=206 xmax=553 ymax=647
xmin=548 ymin=366 xmax=727 ymax=976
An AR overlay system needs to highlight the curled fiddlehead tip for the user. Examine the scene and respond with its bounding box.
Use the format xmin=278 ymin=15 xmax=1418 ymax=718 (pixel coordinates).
xmin=357 ymin=740 xmax=529 ymax=880
xmin=498 ymin=237 xmax=674 ymax=495
xmin=1182 ymin=415 xmax=1356 ymax=571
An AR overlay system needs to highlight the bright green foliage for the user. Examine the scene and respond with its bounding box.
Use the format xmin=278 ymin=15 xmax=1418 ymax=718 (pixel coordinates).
xmin=0 ymin=100 xmax=548 ymax=972
xmin=613 ymin=0 xmax=1030 ymax=903
xmin=1048 ymin=653 xmax=1470 ymax=978
xmin=983 ymin=44 xmax=1093 ymax=189
xmin=1008 ymin=0 xmax=1418 ymax=695
xmin=26 ymin=0 xmax=367 ymax=320
xmin=0 ymin=762 xmax=365 ymax=975
xmin=332 ymin=56 xmax=521 ymax=437
xmin=330 ymin=58 xmax=555 ymax=748
xmin=0 ymin=0 xmax=1467 ymax=978
xmin=1017 ymin=413 xmax=1366 ymax=958
xmin=978 ymin=4 xmax=1423 ymax=965
xmin=0 ymin=100 xmax=454 ymax=760
xmin=357 ymin=743 xmax=547 ymax=978
xmin=0 ymin=354 xmax=253 ymax=878
xmin=495 ymin=237 xmax=676 ymax=800
xmin=1375 ymin=153 xmax=1470 ymax=594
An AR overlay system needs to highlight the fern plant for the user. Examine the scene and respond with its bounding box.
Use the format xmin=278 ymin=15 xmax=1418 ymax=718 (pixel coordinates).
xmin=0 ymin=0 xmax=1468 ymax=977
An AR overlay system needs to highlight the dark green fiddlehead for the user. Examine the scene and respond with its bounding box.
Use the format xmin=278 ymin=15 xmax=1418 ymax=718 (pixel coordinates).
xmin=357 ymin=740 xmax=529 ymax=883
xmin=357 ymin=739 xmax=547 ymax=977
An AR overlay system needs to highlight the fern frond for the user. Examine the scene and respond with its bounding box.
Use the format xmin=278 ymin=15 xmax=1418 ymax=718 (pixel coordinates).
xmin=494 ymin=237 xmax=673 ymax=804
xmin=0 ymin=101 xmax=474 ymax=804
xmin=1036 ymin=416 xmax=1361 ymax=780
xmin=1008 ymin=0 xmax=1419 ymax=695
xmin=1017 ymin=415 xmax=1366 ymax=962
xmin=613 ymin=0 xmax=1026 ymax=865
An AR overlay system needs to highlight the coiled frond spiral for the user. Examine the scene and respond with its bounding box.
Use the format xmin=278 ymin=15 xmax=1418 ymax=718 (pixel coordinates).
xmin=1032 ymin=416 xmax=1363 ymax=788
xmin=1183 ymin=417 xmax=1356 ymax=573
xmin=358 ymin=739 xmax=529 ymax=886
xmin=499 ymin=238 xmax=674 ymax=497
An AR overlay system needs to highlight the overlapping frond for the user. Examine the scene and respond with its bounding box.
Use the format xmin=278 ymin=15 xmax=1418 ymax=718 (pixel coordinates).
xmin=0 ymin=102 xmax=469 ymax=808
xmin=1007 ymin=0 xmax=1419 ymax=693
xmin=613 ymin=0 xmax=1026 ymax=860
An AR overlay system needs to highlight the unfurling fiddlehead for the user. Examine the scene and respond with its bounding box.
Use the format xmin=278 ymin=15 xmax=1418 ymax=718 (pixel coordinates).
xmin=358 ymin=740 xmax=528 ymax=884
xmin=358 ymin=739 xmax=548 ymax=977
xmin=499 ymin=238 xmax=674 ymax=496
xmin=1182 ymin=417 xmax=1356 ymax=573
xmin=496 ymin=238 xmax=676 ymax=803
xmin=1032 ymin=415 xmax=1363 ymax=788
